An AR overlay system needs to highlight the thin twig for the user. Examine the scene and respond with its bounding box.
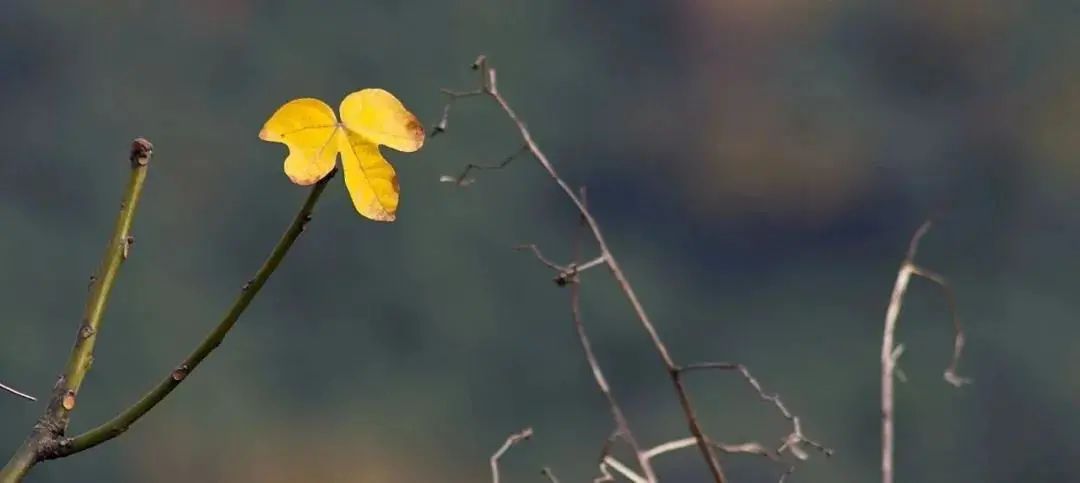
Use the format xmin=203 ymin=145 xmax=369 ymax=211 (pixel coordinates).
xmin=1 ymin=138 xmax=154 ymax=483
xmin=44 ymin=170 xmax=338 ymax=461
xmin=491 ymin=427 xmax=533 ymax=483
xmin=516 ymin=243 xmax=606 ymax=287
xmin=514 ymin=244 xmax=565 ymax=272
xmin=643 ymin=438 xmax=778 ymax=461
xmin=881 ymin=220 xmax=969 ymax=483
xmin=0 ymin=381 xmax=35 ymax=402
xmin=907 ymin=265 xmax=970 ymax=387
xmin=440 ymin=145 xmax=530 ymax=187
xmin=778 ymin=466 xmax=796 ymax=483
xmin=569 ymin=187 xmax=657 ymax=482
xmin=678 ymin=362 xmax=832 ymax=460
xmin=593 ymin=430 xmax=621 ymax=483
xmin=541 ymin=467 xmax=561 ymax=483
xmin=601 ymin=456 xmax=648 ymax=483
xmin=438 ymin=55 xmax=727 ymax=483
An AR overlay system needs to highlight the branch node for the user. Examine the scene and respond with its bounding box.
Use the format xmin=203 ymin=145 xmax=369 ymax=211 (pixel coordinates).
xmin=170 ymin=364 xmax=190 ymax=382
xmin=61 ymin=391 xmax=77 ymax=411
xmin=78 ymin=323 xmax=96 ymax=340
xmin=122 ymin=235 xmax=135 ymax=260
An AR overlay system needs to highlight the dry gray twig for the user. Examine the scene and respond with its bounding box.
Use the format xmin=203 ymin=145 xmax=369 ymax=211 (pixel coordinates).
xmin=439 ymin=54 xmax=729 ymax=483
xmin=491 ymin=427 xmax=533 ymax=483
xmin=679 ymin=362 xmax=832 ymax=460
xmin=881 ymin=220 xmax=970 ymax=483
xmin=0 ymin=380 xmax=35 ymax=402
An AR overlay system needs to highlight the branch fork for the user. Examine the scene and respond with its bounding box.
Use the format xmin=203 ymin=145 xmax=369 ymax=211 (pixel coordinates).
xmin=436 ymin=56 xmax=831 ymax=483
xmin=1 ymin=143 xmax=335 ymax=483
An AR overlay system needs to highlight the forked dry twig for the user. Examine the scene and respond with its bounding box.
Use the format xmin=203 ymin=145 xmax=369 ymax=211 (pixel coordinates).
xmin=881 ymin=220 xmax=970 ymax=483
xmin=437 ymin=55 xmax=830 ymax=483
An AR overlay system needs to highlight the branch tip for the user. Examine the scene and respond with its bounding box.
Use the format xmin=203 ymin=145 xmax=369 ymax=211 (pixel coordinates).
xmin=129 ymin=138 xmax=153 ymax=166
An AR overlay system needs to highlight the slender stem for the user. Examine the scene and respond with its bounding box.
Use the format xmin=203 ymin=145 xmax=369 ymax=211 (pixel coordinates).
xmin=449 ymin=60 xmax=727 ymax=483
xmin=0 ymin=381 xmax=35 ymax=402
xmin=52 ymin=170 xmax=335 ymax=458
xmin=1 ymin=139 xmax=154 ymax=483
xmin=569 ymin=190 xmax=656 ymax=482
xmin=880 ymin=221 xmax=969 ymax=483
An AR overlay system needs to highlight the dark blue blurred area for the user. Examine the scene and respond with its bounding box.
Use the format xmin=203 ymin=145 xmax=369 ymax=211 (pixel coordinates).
xmin=1 ymin=1 xmax=1078 ymax=482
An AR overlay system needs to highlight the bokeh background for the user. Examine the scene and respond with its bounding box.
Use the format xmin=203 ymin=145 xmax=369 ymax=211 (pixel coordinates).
xmin=2 ymin=1 xmax=1078 ymax=482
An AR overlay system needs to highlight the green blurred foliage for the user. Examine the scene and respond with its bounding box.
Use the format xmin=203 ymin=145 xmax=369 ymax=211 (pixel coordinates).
xmin=1 ymin=1 xmax=1078 ymax=481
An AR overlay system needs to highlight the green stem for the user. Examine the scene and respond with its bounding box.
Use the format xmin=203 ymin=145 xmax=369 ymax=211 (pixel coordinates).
xmin=52 ymin=169 xmax=335 ymax=459
xmin=1 ymin=138 xmax=155 ymax=483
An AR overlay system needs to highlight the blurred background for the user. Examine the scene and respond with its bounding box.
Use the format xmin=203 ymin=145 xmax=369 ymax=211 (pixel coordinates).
xmin=1 ymin=1 xmax=1077 ymax=482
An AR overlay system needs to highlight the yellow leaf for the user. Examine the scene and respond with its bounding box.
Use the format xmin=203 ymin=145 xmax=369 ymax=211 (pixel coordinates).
xmin=258 ymin=98 xmax=340 ymax=186
xmin=258 ymin=88 xmax=424 ymax=221
xmin=340 ymin=131 xmax=399 ymax=222
xmin=339 ymin=89 xmax=425 ymax=153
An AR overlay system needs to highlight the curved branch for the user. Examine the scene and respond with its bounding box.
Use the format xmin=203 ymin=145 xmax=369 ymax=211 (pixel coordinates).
xmin=51 ymin=170 xmax=336 ymax=459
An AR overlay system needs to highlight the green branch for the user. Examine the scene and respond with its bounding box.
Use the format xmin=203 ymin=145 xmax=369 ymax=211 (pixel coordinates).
xmin=51 ymin=168 xmax=336 ymax=459
xmin=1 ymin=138 xmax=155 ymax=483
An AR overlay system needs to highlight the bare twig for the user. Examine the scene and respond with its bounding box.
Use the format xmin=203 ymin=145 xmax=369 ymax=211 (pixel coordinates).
xmin=601 ymin=456 xmax=648 ymax=483
xmin=679 ymin=362 xmax=832 ymax=460
xmin=907 ymin=265 xmax=969 ymax=387
xmin=438 ymin=55 xmax=728 ymax=483
xmin=568 ymin=187 xmax=656 ymax=482
xmin=491 ymin=427 xmax=533 ymax=483
xmin=514 ymin=244 xmax=565 ymax=272
xmin=440 ymin=145 xmax=530 ymax=187
xmin=0 ymin=381 xmax=35 ymax=402
xmin=516 ymin=243 xmax=606 ymax=287
xmin=602 ymin=436 xmax=778 ymax=483
xmin=643 ymin=438 xmax=777 ymax=461
xmin=881 ymin=220 xmax=970 ymax=483
xmin=778 ymin=466 xmax=796 ymax=483
xmin=541 ymin=467 xmax=561 ymax=483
